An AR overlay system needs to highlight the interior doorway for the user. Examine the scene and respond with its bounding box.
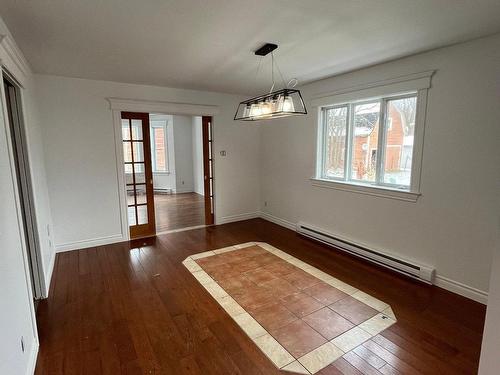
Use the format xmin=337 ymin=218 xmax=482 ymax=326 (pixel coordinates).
xmin=121 ymin=111 xmax=214 ymax=238
xmin=3 ymin=72 xmax=45 ymax=300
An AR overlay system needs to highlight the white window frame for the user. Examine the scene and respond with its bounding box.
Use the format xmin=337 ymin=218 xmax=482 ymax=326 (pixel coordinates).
xmin=311 ymin=70 xmax=434 ymax=202
xmin=150 ymin=120 xmax=170 ymax=174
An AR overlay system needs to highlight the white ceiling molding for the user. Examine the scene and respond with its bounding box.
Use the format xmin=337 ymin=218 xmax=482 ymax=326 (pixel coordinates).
xmin=106 ymin=97 xmax=220 ymax=116
xmin=0 ymin=34 xmax=31 ymax=87
xmin=311 ymin=70 xmax=435 ymax=107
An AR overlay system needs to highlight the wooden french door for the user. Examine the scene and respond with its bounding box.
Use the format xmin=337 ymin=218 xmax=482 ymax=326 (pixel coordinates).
xmin=121 ymin=112 xmax=156 ymax=239
xmin=202 ymin=116 xmax=215 ymax=225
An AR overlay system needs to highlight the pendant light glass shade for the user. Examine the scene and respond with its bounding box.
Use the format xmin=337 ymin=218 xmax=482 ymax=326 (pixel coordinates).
xmin=234 ymin=88 xmax=307 ymax=121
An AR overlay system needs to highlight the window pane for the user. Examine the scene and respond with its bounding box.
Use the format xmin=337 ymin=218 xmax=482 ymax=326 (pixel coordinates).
xmin=153 ymin=127 xmax=167 ymax=171
xmin=383 ymin=96 xmax=417 ymax=186
xmin=351 ymin=102 xmax=380 ymax=182
xmin=323 ymin=106 xmax=348 ymax=178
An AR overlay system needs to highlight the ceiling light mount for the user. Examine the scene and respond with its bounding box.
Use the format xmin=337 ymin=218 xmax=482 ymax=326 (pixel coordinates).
xmin=254 ymin=43 xmax=278 ymax=56
xmin=235 ymin=43 xmax=307 ymax=121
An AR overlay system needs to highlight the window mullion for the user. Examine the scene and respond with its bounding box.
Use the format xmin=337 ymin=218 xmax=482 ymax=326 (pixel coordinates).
xmin=320 ymin=108 xmax=327 ymax=179
xmin=375 ymin=99 xmax=387 ymax=185
xmin=345 ymin=103 xmax=354 ymax=182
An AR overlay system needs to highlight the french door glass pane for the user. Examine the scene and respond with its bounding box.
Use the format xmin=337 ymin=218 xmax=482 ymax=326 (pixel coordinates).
xmin=383 ymin=96 xmax=416 ymax=186
xmin=123 ymin=142 xmax=132 ymax=162
xmin=133 ymin=142 xmax=144 ymax=162
xmin=351 ymin=102 xmax=380 ymax=182
xmin=131 ymin=120 xmax=143 ymax=140
xmin=323 ymin=106 xmax=348 ymax=178
xmin=137 ymin=205 xmax=148 ymax=225
xmin=135 ymin=184 xmax=147 ymax=205
xmin=122 ymin=120 xmax=131 ymax=140
xmin=126 ymin=185 xmax=135 ymax=205
xmin=134 ymin=164 xmax=145 ymax=181
xmin=128 ymin=206 xmax=137 ymax=226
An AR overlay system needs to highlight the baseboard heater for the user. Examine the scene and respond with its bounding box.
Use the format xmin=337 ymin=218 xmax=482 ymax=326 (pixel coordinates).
xmin=296 ymin=222 xmax=435 ymax=283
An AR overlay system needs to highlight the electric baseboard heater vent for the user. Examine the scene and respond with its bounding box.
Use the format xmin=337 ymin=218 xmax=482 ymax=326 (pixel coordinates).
xmin=296 ymin=222 xmax=435 ymax=283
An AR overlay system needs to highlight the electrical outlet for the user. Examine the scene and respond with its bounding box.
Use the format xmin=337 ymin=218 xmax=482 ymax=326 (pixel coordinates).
xmin=182 ymin=181 xmax=185 ymax=185
xmin=264 ymin=201 xmax=268 ymax=207
xmin=20 ymin=336 xmax=24 ymax=353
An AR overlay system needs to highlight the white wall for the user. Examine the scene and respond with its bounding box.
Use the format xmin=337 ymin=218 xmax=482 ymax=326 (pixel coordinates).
xmin=0 ymin=17 xmax=53 ymax=374
xmin=35 ymin=74 xmax=261 ymax=250
xmin=172 ymin=115 xmax=194 ymax=193
xmin=260 ymin=34 xmax=500 ymax=299
xmin=192 ymin=116 xmax=204 ymax=196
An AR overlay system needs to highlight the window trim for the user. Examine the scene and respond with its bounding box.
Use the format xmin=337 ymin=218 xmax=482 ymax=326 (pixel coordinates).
xmin=150 ymin=120 xmax=170 ymax=174
xmin=313 ymin=71 xmax=434 ymax=202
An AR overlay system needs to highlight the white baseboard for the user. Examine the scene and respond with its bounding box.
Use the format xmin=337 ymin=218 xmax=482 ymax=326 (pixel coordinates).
xmin=175 ymin=188 xmax=194 ymax=194
xmin=43 ymin=250 xmax=56 ymax=297
xmin=26 ymin=340 xmax=38 ymax=375
xmin=435 ymin=274 xmax=488 ymax=304
xmin=258 ymin=210 xmax=488 ymax=305
xmin=259 ymin=211 xmax=296 ymax=231
xmin=55 ymin=233 xmax=125 ymax=253
xmin=217 ymin=212 xmax=260 ymax=225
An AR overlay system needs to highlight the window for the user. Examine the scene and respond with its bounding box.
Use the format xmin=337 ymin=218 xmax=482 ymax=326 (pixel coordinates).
xmin=317 ymin=93 xmax=420 ymax=195
xmin=150 ymin=120 xmax=169 ymax=173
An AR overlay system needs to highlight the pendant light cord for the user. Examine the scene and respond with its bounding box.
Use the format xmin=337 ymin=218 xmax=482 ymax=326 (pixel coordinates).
xmin=256 ymin=51 xmax=294 ymax=94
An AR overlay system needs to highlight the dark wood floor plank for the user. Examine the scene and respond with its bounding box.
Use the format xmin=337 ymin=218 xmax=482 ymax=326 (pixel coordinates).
xmin=35 ymin=219 xmax=486 ymax=375
xmin=353 ymin=345 xmax=387 ymax=369
xmin=362 ymin=340 xmax=421 ymax=375
xmin=343 ymin=351 xmax=383 ymax=374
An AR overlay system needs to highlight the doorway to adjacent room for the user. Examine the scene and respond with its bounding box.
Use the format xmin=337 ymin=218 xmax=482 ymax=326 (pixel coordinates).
xmin=121 ymin=112 xmax=214 ymax=239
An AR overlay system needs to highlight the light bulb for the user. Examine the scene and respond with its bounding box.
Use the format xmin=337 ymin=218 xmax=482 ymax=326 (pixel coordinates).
xmin=282 ymin=95 xmax=295 ymax=112
xmin=243 ymin=104 xmax=251 ymax=117
xmin=261 ymin=100 xmax=272 ymax=115
xmin=250 ymin=103 xmax=262 ymax=118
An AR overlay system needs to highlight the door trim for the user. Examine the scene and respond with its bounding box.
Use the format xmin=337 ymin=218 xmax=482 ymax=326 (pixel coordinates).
xmin=110 ymin=99 xmax=220 ymax=240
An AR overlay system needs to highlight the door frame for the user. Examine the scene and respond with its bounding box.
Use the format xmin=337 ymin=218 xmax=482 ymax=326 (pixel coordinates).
xmin=3 ymin=72 xmax=46 ymax=299
xmin=108 ymin=98 xmax=220 ymax=241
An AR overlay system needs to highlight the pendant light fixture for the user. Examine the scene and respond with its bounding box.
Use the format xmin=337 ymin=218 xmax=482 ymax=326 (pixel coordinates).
xmin=234 ymin=43 xmax=307 ymax=121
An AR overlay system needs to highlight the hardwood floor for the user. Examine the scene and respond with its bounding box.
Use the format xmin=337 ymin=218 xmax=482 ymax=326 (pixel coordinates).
xmin=34 ymin=219 xmax=486 ymax=374
xmin=154 ymin=192 xmax=205 ymax=232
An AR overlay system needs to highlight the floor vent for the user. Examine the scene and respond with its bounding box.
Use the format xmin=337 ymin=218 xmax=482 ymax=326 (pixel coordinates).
xmin=296 ymin=222 xmax=435 ymax=283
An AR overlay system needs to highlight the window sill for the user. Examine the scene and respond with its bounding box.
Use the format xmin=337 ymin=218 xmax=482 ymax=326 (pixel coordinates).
xmin=310 ymin=178 xmax=420 ymax=202
xmin=153 ymin=171 xmax=171 ymax=175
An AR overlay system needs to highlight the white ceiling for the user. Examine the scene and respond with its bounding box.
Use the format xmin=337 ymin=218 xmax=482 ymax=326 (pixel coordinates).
xmin=1 ymin=0 xmax=500 ymax=95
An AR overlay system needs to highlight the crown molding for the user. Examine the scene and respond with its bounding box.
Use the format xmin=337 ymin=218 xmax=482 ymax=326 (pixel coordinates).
xmin=0 ymin=34 xmax=31 ymax=85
